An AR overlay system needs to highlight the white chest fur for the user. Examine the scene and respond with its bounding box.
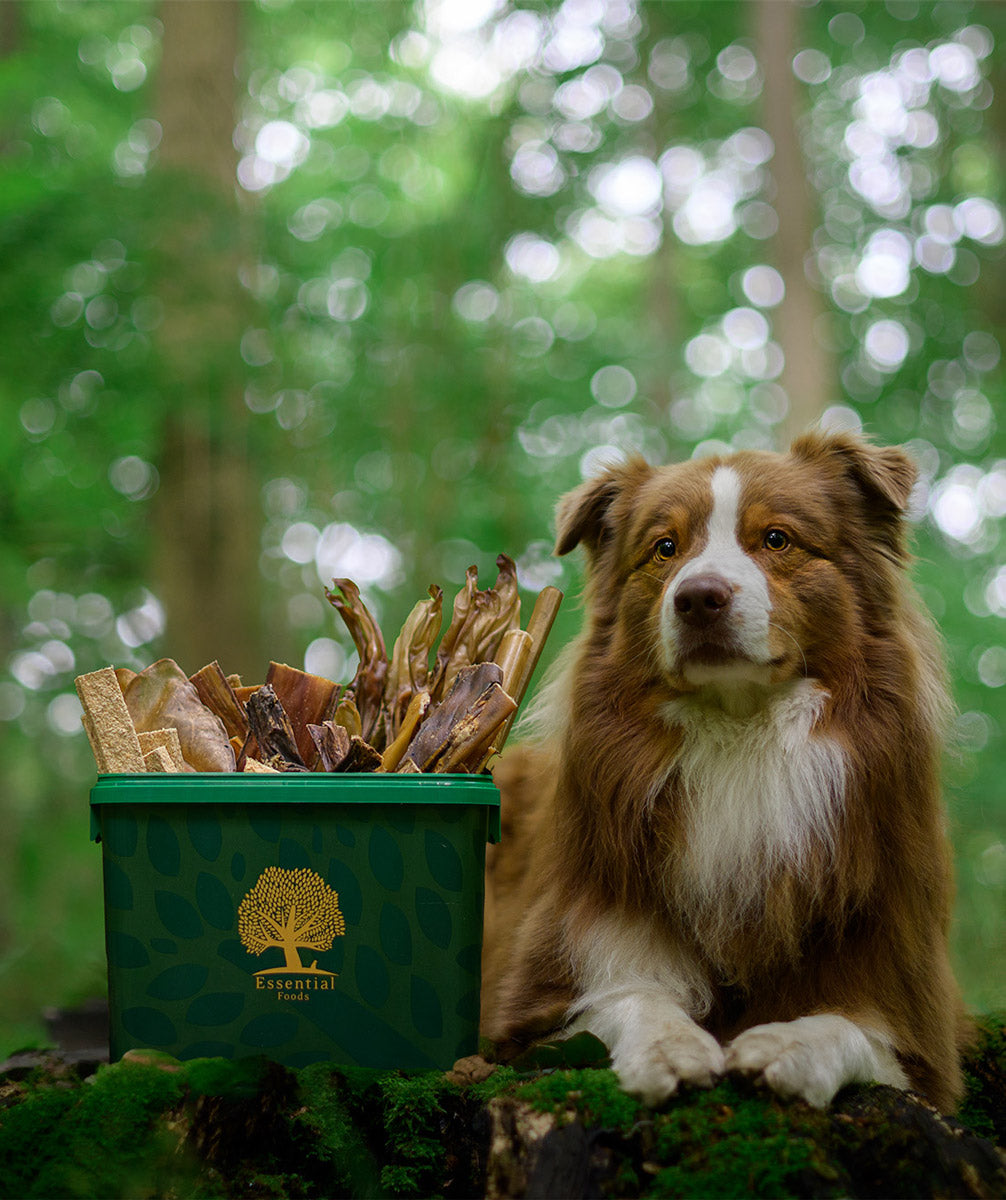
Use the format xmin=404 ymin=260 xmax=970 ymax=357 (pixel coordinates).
xmin=662 ymin=679 xmax=846 ymax=921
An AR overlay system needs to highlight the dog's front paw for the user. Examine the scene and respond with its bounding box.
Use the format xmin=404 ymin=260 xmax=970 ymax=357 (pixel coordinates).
xmin=614 ymin=1020 xmax=725 ymax=1107
xmin=726 ymin=1016 xmax=862 ymax=1108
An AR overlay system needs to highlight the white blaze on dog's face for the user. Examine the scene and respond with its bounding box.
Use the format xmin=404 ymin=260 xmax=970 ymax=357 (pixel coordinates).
xmin=660 ymin=466 xmax=774 ymax=687
xmin=555 ymin=435 xmax=919 ymax=704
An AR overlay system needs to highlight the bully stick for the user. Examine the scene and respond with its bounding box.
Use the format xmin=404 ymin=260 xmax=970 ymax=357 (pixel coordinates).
xmin=478 ymin=585 xmax=563 ymax=769
xmin=380 ymin=690 xmax=431 ymax=772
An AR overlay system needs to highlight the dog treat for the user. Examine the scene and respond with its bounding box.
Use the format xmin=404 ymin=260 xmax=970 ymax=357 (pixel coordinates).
xmin=493 ymin=629 xmax=533 ymax=700
xmin=76 ymin=667 xmax=145 ymax=773
xmin=119 ymin=659 xmax=236 ymax=771
xmin=265 ymin=661 xmax=342 ymax=764
xmin=400 ymin=663 xmax=512 ymax=772
xmin=137 ymin=728 xmax=186 ymax=772
xmin=244 ymin=685 xmax=308 ymax=772
xmin=76 ymin=558 xmax=562 ymax=777
xmin=307 ymin=721 xmax=352 ymax=772
xmin=429 ymin=556 xmax=521 ymax=702
xmin=483 ymin=585 xmax=563 ymax=766
xmin=383 ymin=586 xmax=442 ymax=741
xmin=342 ymin=735 xmax=385 ymax=773
xmin=188 ymin=661 xmax=249 ymax=742
xmin=333 ymin=696 xmax=362 ymax=739
xmin=432 ymin=683 xmax=517 ymax=774
xmin=142 ymin=745 xmax=176 ymax=773
xmin=379 ymin=690 xmax=431 ymax=772
xmin=243 ymin=758 xmax=279 ymax=774
xmin=324 ymin=578 xmax=388 ymax=744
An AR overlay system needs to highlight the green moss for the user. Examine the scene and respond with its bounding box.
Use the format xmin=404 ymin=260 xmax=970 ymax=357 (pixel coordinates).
xmin=959 ymin=1012 xmax=1006 ymax=1144
xmin=2 ymin=1037 xmax=1002 ymax=1199
xmin=294 ymin=1064 xmax=382 ymax=1198
xmin=181 ymin=1053 xmax=273 ymax=1100
xmin=517 ymin=1066 xmax=642 ymax=1131
xmin=644 ymin=1079 xmax=845 ymax=1200
xmin=377 ymin=1072 xmax=453 ymax=1197
xmin=0 ymin=1061 xmax=190 ymax=1200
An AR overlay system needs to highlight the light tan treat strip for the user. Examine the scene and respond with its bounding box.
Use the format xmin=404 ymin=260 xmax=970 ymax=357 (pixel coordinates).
xmin=75 ymin=667 xmax=145 ymax=773
xmin=137 ymin=728 xmax=186 ymax=772
xmin=143 ymin=746 xmax=176 ymax=773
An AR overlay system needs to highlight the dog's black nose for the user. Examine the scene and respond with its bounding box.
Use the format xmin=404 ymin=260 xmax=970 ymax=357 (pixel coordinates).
xmin=674 ymin=575 xmax=733 ymax=627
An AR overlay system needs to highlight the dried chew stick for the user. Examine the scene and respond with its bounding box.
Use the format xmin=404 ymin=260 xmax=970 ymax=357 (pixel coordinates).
xmin=478 ymin=585 xmax=562 ymax=769
xmin=76 ymin=667 xmax=145 ymax=773
xmin=493 ymin=628 xmax=533 ymax=696
xmin=379 ymin=690 xmax=431 ymax=772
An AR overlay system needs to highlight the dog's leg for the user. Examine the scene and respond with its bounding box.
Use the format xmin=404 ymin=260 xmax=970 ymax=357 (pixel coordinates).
xmin=567 ymin=913 xmax=723 ymax=1106
xmin=725 ymin=1014 xmax=909 ymax=1107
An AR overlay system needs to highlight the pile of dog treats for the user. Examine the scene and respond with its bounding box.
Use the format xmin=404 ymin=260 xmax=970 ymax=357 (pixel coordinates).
xmin=75 ymin=555 xmax=561 ymax=776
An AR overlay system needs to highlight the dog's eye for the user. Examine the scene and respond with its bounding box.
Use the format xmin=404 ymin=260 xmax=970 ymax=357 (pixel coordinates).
xmin=652 ymin=537 xmax=677 ymax=562
xmin=764 ymin=529 xmax=789 ymax=551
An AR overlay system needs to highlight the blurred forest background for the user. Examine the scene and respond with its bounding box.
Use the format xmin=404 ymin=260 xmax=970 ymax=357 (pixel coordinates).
xmin=1 ymin=0 xmax=1005 ymax=1055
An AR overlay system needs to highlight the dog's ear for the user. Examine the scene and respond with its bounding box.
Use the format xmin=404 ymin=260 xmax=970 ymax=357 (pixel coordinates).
xmin=791 ymin=430 xmax=917 ymax=557
xmin=554 ymin=457 xmax=652 ymax=556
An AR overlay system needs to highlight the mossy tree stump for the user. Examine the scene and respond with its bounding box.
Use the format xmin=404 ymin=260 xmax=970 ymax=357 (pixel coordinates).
xmin=1 ymin=1018 xmax=1004 ymax=1198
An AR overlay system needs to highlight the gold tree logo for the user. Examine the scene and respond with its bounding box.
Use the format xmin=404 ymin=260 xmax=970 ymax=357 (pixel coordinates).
xmin=238 ymin=866 xmax=345 ymax=977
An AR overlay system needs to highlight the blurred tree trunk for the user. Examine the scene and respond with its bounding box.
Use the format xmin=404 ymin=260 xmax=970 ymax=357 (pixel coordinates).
xmin=755 ymin=0 xmax=834 ymax=444
xmin=151 ymin=0 xmax=263 ymax=680
xmin=0 ymin=0 xmax=19 ymax=58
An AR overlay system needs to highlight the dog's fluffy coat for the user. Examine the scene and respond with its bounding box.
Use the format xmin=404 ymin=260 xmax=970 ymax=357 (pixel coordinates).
xmin=482 ymin=431 xmax=968 ymax=1112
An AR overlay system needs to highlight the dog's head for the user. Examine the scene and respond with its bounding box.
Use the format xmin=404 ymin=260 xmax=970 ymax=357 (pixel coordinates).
xmin=555 ymin=431 xmax=917 ymax=696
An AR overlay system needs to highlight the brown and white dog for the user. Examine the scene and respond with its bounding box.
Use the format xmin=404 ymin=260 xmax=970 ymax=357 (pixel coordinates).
xmin=482 ymin=431 xmax=969 ymax=1113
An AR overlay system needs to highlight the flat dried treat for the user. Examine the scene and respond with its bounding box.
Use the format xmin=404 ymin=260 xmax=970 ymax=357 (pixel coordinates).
xmin=338 ymin=735 xmax=383 ymax=773
xmin=189 ymin=661 xmax=249 ymax=741
xmin=266 ymin=662 xmax=341 ymax=764
xmin=403 ymin=663 xmax=512 ymax=772
xmin=142 ymin=746 xmax=176 ymax=773
xmin=307 ymin=721 xmax=352 ymax=772
xmin=384 ymin=586 xmax=442 ymax=740
xmin=75 ymin=667 xmax=145 ymax=773
xmin=118 ymin=659 xmax=236 ymax=771
xmin=137 ymin=728 xmax=186 ymax=772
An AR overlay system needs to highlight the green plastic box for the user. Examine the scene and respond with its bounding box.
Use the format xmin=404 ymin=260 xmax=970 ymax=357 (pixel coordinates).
xmin=90 ymin=772 xmax=500 ymax=1070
